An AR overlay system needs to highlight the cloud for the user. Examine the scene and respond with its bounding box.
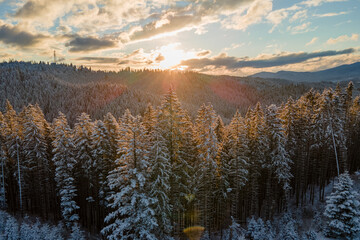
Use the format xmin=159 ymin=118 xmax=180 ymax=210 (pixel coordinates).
xmin=65 ymin=36 xmax=117 ymax=52
xmin=326 ymin=33 xmax=358 ymax=45
xmin=314 ymin=11 xmax=349 ymax=17
xmin=13 ymin=0 xmax=78 ymax=28
xmin=9 ymin=0 xmax=267 ymax=46
xmin=290 ymin=10 xmax=307 ymax=22
xmin=118 ymin=59 xmax=153 ymax=65
xmin=267 ymin=5 xmax=300 ymax=33
xmin=0 ymin=23 xmax=47 ymax=48
xmin=287 ymin=22 xmax=313 ymax=34
xmin=300 ymin=0 xmax=347 ymax=7
xmin=179 ymin=48 xmax=356 ymax=70
xmin=221 ymin=0 xmax=272 ymax=30
xmin=155 ymin=53 xmax=165 ymax=62
xmin=129 ymin=14 xmax=204 ymax=42
xmin=125 ymin=0 xmax=260 ymax=43
xmin=306 ymin=37 xmax=318 ymax=46
xmin=197 ymin=50 xmax=211 ymax=57
xmin=76 ymin=57 xmax=119 ymax=64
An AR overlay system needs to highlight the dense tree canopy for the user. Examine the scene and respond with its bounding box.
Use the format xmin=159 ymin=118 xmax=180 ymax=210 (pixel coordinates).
xmin=0 ymin=83 xmax=359 ymax=239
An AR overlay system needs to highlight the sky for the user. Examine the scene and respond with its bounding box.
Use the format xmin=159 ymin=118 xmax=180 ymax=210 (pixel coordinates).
xmin=0 ymin=0 xmax=359 ymax=76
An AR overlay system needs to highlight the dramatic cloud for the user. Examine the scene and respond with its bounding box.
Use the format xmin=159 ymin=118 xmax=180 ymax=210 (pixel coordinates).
xmin=179 ymin=48 xmax=356 ymax=70
xmin=306 ymin=37 xmax=318 ymax=46
xmin=0 ymin=23 xmax=47 ymax=48
xmin=65 ymin=36 xmax=117 ymax=52
xmin=126 ymin=0 xmax=258 ymax=42
xmin=326 ymin=33 xmax=358 ymax=44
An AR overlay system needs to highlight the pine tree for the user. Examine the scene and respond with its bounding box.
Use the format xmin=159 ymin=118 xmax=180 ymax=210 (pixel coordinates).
xmin=195 ymin=104 xmax=221 ymax=234
xmin=264 ymin=104 xmax=293 ymax=216
xmin=73 ymin=113 xmax=99 ymax=230
xmin=69 ymin=223 xmax=85 ymax=240
xmin=227 ymin=111 xmax=248 ymax=220
xmin=246 ymin=217 xmax=273 ymax=240
xmin=102 ymin=112 xmax=157 ymax=240
xmin=52 ymin=113 xmax=80 ymax=229
xmin=157 ymin=88 xmax=192 ymax=235
xmin=22 ymin=104 xmax=52 ymax=217
xmin=148 ymin=125 xmax=173 ymax=239
xmin=265 ymin=105 xmax=292 ymax=191
xmin=224 ymin=217 xmax=243 ymax=240
xmin=246 ymin=103 xmax=268 ymax=216
xmin=0 ymin=112 xmax=6 ymax=210
xmin=3 ymin=101 xmax=24 ymax=212
xmin=324 ymin=172 xmax=360 ymax=239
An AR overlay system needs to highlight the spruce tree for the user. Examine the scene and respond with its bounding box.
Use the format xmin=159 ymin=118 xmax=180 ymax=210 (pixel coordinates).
xmin=148 ymin=125 xmax=173 ymax=239
xmin=324 ymin=172 xmax=360 ymax=239
xmin=102 ymin=112 xmax=157 ymax=240
xmin=52 ymin=113 xmax=80 ymax=229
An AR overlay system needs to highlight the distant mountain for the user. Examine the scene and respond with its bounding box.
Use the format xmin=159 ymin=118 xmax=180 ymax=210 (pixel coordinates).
xmin=251 ymin=62 xmax=360 ymax=82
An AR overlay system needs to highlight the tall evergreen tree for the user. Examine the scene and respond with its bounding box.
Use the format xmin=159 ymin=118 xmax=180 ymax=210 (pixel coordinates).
xmin=52 ymin=113 xmax=80 ymax=229
xmin=102 ymin=112 xmax=157 ymax=240
xmin=195 ymin=104 xmax=221 ymax=234
xmin=324 ymin=172 xmax=360 ymax=239
xmin=148 ymin=125 xmax=173 ymax=239
xmin=157 ymin=88 xmax=192 ymax=235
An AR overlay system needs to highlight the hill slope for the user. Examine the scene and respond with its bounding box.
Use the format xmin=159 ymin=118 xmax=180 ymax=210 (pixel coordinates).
xmin=0 ymin=61 xmax=354 ymax=123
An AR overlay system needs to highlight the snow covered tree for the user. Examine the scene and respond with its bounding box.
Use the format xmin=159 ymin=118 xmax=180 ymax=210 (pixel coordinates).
xmin=195 ymin=104 xmax=221 ymax=234
xmin=278 ymin=213 xmax=299 ymax=240
xmin=69 ymin=223 xmax=85 ymax=240
xmin=264 ymin=104 xmax=293 ymax=217
xmin=3 ymin=101 xmax=24 ymax=211
xmin=245 ymin=103 xmax=268 ymax=216
xmin=227 ymin=111 xmax=248 ymax=220
xmin=91 ymin=117 xmax=119 ymax=230
xmin=20 ymin=217 xmax=41 ymax=240
xmin=22 ymin=104 xmax=53 ymax=217
xmin=324 ymin=171 xmax=360 ymax=239
xmin=73 ymin=113 xmax=100 ymax=230
xmin=102 ymin=112 xmax=157 ymax=240
xmin=156 ymin=88 xmax=192 ymax=235
xmin=0 ymin=112 xmax=6 ymax=210
xmin=246 ymin=217 xmax=273 ymax=240
xmin=223 ymin=217 xmax=244 ymax=240
xmin=265 ymin=104 xmax=292 ymax=191
xmin=52 ymin=113 xmax=79 ymax=229
xmin=148 ymin=125 xmax=173 ymax=239
xmin=143 ymin=103 xmax=157 ymax=135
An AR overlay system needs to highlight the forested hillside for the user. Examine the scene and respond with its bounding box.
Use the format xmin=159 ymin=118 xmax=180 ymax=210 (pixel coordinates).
xmin=1 ymin=61 xmax=354 ymax=124
xmin=0 ymin=82 xmax=359 ymax=239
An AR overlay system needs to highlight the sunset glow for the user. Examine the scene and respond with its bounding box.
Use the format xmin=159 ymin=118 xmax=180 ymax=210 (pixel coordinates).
xmin=0 ymin=0 xmax=358 ymax=75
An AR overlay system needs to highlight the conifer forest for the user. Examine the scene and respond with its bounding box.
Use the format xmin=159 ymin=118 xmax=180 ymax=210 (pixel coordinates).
xmin=0 ymin=73 xmax=360 ymax=239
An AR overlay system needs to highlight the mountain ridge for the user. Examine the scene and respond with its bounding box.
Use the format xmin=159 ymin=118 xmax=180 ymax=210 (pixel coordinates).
xmin=250 ymin=61 xmax=360 ymax=82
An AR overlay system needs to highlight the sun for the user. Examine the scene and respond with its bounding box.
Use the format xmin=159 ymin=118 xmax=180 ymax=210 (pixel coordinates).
xmin=157 ymin=43 xmax=195 ymax=70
